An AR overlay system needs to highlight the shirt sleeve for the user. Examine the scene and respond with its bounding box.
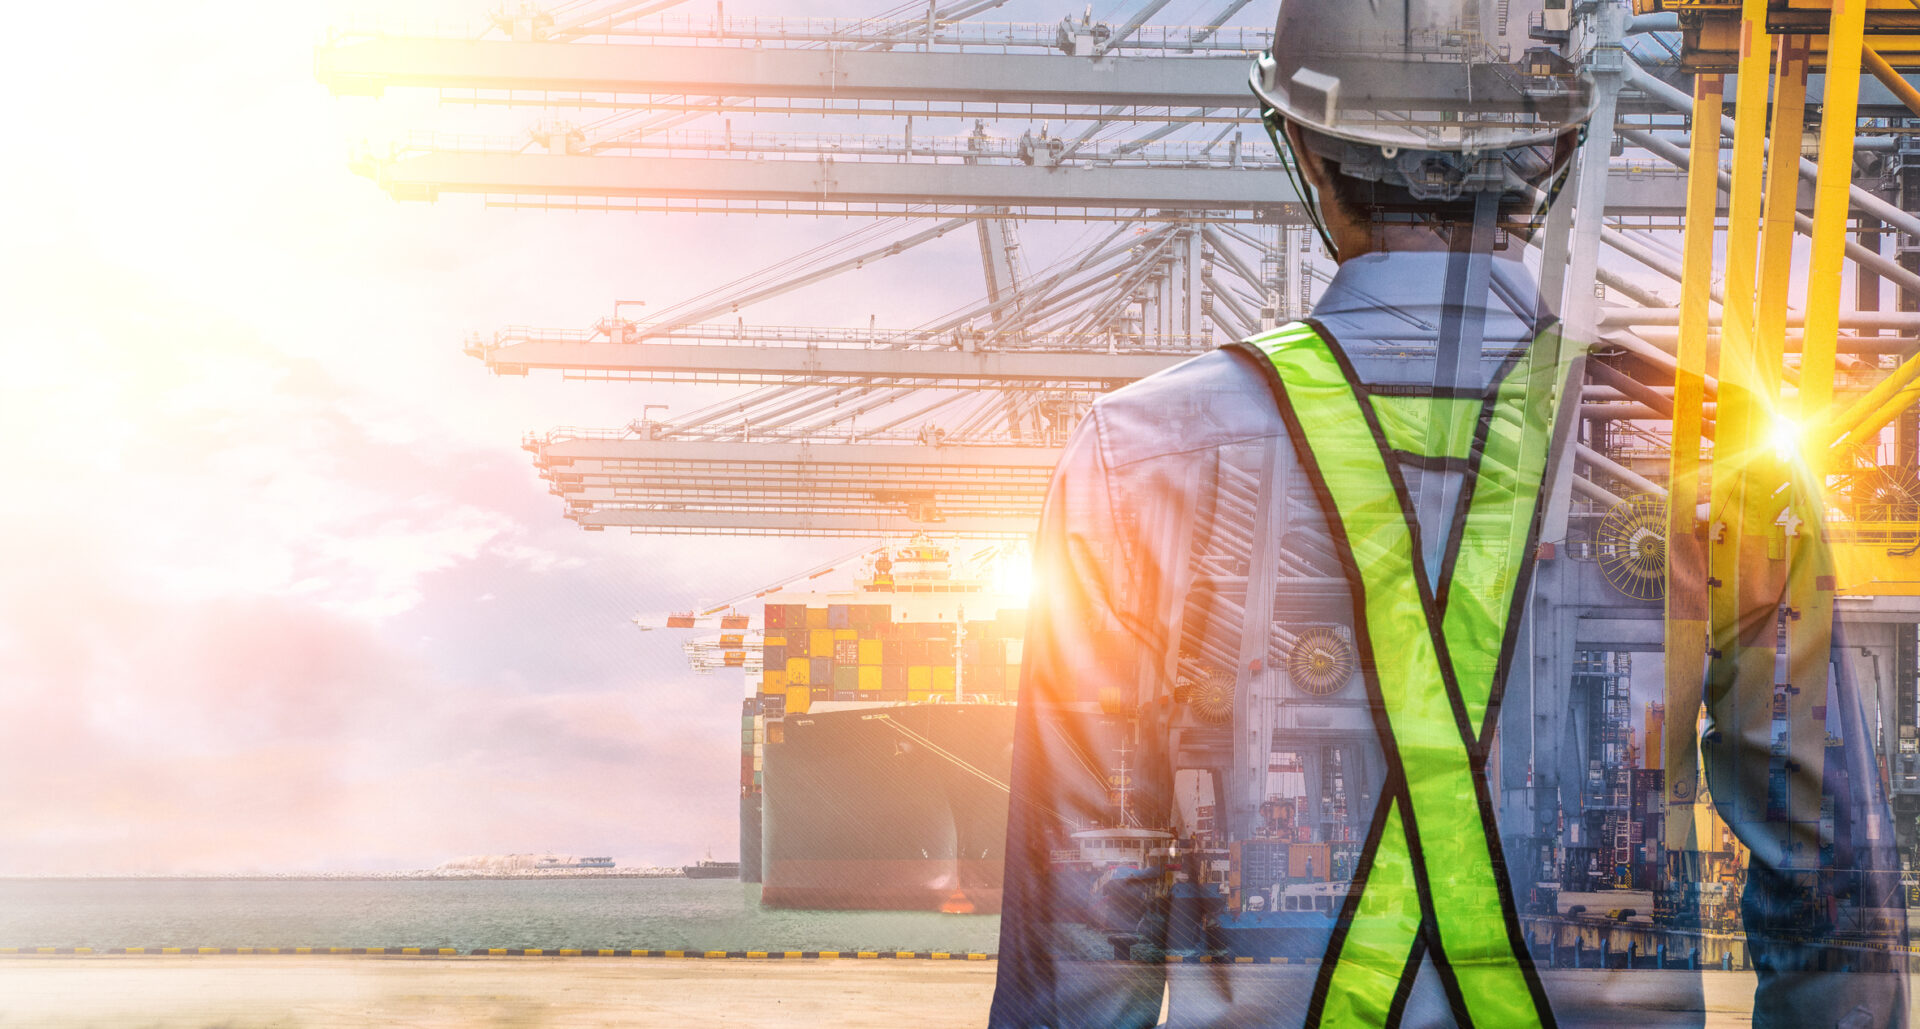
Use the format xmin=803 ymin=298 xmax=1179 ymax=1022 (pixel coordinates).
xmin=1698 ymin=554 xmax=1910 ymax=1025
xmin=989 ymin=408 xmax=1170 ymax=1029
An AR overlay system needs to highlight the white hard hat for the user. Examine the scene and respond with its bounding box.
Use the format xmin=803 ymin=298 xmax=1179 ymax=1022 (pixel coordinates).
xmin=1251 ymin=0 xmax=1595 ymax=153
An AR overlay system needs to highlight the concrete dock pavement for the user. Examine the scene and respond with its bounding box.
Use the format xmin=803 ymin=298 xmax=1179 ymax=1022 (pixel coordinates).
xmin=0 ymin=956 xmax=998 ymax=1029
xmin=0 ymin=956 xmax=1877 ymax=1027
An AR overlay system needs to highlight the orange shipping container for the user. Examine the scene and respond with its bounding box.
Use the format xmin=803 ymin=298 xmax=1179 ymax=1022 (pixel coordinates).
xmin=1288 ymin=844 xmax=1331 ymax=881
xmin=785 ymin=686 xmax=812 ymax=714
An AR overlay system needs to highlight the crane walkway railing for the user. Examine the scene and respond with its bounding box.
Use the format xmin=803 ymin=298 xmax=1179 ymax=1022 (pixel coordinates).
xmin=326 ymin=18 xmax=1273 ymax=55
xmin=485 ymin=321 xmax=1214 ymax=353
xmin=385 ymin=128 xmax=1282 ymax=169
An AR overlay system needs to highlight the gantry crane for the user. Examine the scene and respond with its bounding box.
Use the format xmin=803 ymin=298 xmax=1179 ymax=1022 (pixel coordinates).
xmin=324 ymin=0 xmax=1920 ymax=877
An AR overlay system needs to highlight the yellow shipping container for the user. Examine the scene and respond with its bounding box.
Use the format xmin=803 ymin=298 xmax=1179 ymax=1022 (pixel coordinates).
xmin=787 ymin=657 xmax=811 ymax=685
xmin=908 ymin=690 xmax=933 ymax=703
xmin=858 ymin=639 xmax=883 ymax=665
xmin=763 ymin=669 xmax=788 ymax=693
xmin=763 ymin=635 xmax=786 ymax=648
xmin=907 ymin=666 xmax=933 ymax=692
xmin=858 ymin=666 xmax=882 ymax=691
xmin=834 ymin=628 xmax=857 ymax=640
xmin=786 ymin=686 xmax=812 ymax=714
xmin=932 ymin=666 xmax=956 ymax=693
xmin=811 ymin=629 xmax=833 ymax=656
xmin=806 ymin=607 xmax=829 ymax=629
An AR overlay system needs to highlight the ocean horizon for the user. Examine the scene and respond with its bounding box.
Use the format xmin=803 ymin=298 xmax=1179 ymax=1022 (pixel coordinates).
xmin=0 ymin=877 xmax=1002 ymax=954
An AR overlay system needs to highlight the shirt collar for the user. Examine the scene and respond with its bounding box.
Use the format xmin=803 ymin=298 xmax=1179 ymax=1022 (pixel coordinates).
xmin=1307 ymin=250 xmax=1556 ymax=392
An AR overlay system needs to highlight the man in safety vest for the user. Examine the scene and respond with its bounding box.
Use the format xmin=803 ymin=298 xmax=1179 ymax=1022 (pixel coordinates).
xmin=989 ymin=1 xmax=1907 ymax=1026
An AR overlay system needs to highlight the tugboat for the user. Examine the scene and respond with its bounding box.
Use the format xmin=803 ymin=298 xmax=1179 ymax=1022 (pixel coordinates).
xmin=1046 ymin=744 xmax=1178 ymax=934
xmin=1212 ymin=880 xmax=1353 ymax=959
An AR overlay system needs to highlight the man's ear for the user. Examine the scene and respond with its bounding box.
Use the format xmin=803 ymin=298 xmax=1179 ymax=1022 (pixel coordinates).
xmin=1283 ymin=120 xmax=1334 ymax=196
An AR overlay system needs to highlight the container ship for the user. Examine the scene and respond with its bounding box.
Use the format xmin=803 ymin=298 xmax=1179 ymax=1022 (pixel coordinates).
xmin=739 ymin=537 xmax=1028 ymax=913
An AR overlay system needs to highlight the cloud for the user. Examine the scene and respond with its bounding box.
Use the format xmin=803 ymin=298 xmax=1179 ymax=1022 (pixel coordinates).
xmin=0 ymin=233 xmax=758 ymax=873
xmin=0 ymin=0 xmax=922 ymax=877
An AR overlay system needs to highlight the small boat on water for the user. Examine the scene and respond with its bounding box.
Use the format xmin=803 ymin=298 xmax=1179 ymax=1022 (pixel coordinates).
xmin=683 ymin=857 xmax=742 ymax=879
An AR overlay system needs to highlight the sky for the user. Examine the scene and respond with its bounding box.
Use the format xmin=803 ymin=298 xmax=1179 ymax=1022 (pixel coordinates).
xmin=0 ymin=0 xmax=1772 ymax=876
xmin=0 ymin=0 xmax=1026 ymax=874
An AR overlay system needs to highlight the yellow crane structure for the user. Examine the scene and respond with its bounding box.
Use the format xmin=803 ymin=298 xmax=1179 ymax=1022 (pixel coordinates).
xmin=1645 ymin=0 xmax=1920 ymax=917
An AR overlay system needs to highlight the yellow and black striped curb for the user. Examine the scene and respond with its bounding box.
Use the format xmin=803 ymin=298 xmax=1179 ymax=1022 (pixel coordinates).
xmin=0 ymin=947 xmax=996 ymax=960
xmin=1154 ymin=955 xmax=1316 ymax=964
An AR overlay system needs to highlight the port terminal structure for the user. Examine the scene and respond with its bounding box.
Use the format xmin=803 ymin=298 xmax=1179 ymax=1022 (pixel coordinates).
xmin=325 ymin=0 xmax=1920 ymax=961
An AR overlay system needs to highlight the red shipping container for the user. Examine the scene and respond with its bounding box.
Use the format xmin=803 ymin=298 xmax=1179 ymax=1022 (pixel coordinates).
xmin=765 ymin=606 xmax=785 ymax=629
xmin=883 ymin=666 xmax=907 ymax=691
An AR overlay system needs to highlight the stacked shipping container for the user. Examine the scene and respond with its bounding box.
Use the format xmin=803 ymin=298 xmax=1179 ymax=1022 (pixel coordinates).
xmin=757 ymin=602 xmax=1027 ymax=714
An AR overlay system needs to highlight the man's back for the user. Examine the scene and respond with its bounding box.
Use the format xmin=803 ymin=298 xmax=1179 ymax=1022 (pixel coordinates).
xmin=989 ymin=249 xmax=1908 ymax=1028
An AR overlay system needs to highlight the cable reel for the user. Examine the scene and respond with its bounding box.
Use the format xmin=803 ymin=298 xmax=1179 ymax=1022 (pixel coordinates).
xmin=1287 ymin=625 xmax=1353 ymax=697
xmin=1595 ymin=493 xmax=1668 ymax=601
xmin=1178 ymin=664 xmax=1237 ymax=725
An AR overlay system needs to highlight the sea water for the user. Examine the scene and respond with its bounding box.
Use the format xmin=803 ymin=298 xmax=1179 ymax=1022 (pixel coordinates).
xmin=0 ymin=878 xmax=1001 ymax=953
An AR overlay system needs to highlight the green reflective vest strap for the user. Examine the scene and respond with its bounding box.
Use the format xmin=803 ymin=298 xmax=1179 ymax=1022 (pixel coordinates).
xmin=1238 ymin=320 xmax=1567 ymax=1029
xmin=1370 ymin=394 xmax=1480 ymax=461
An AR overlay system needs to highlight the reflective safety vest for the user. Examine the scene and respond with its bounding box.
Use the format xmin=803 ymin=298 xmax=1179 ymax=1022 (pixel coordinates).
xmin=1236 ymin=320 xmax=1571 ymax=1028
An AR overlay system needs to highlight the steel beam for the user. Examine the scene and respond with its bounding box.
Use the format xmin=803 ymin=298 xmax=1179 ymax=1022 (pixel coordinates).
xmin=362 ymin=149 xmax=1302 ymax=212
xmin=316 ymin=37 xmax=1261 ymax=108
xmin=531 ymin=435 xmax=1065 ymax=469
xmin=478 ymin=335 xmax=1191 ymax=384
xmin=1663 ymin=71 xmax=1723 ymax=846
xmin=1784 ymin=0 xmax=1871 ymax=865
xmin=1701 ymin=0 xmax=1784 ymax=843
xmin=361 ymin=148 xmax=1697 ymax=217
xmin=569 ymin=506 xmax=1042 ymax=536
xmin=1762 ymin=36 xmax=1826 ymax=849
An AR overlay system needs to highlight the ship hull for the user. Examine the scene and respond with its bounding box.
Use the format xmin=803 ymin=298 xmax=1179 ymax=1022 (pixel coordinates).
xmin=760 ymin=703 xmax=1015 ymax=913
xmin=739 ymin=792 xmax=763 ymax=883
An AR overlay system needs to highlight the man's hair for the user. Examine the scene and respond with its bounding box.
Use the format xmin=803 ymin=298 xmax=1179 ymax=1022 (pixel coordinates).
xmin=1290 ymin=121 xmax=1578 ymax=242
